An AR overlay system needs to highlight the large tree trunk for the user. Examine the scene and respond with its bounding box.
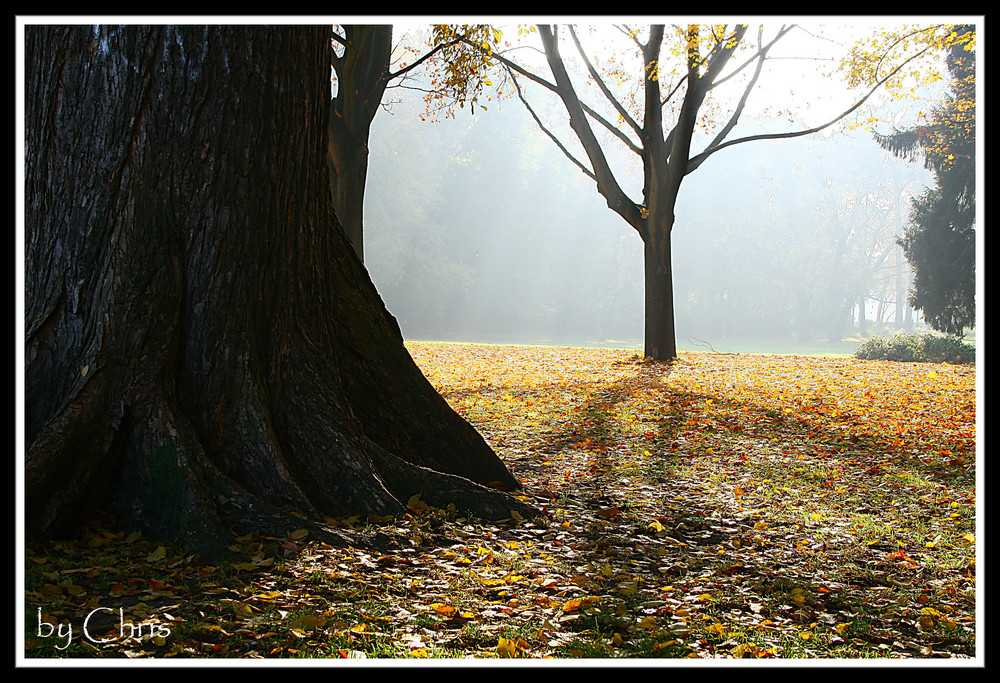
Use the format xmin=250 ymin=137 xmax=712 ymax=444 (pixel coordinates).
xmin=24 ymin=25 xmax=532 ymax=559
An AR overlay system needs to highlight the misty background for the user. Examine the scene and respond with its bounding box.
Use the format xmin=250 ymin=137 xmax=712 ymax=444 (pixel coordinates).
xmin=360 ymin=30 xmax=936 ymax=355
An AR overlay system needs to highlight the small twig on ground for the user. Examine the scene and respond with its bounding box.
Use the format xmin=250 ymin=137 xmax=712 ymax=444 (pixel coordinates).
xmin=687 ymin=337 xmax=737 ymax=355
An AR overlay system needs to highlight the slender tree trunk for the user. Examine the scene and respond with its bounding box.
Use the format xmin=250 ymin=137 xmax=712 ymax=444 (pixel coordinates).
xmin=829 ymin=300 xmax=853 ymax=344
xmin=642 ymin=222 xmax=678 ymax=361
xmin=327 ymin=25 xmax=393 ymax=263
xmin=327 ymin=134 xmax=369 ymax=262
xmin=24 ymin=25 xmax=532 ymax=559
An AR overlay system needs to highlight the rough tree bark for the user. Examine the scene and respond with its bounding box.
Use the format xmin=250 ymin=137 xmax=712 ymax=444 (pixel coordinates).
xmin=24 ymin=25 xmax=533 ymax=559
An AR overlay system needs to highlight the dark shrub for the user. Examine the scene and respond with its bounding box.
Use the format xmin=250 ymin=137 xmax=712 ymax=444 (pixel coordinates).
xmin=854 ymin=332 xmax=975 ymax=364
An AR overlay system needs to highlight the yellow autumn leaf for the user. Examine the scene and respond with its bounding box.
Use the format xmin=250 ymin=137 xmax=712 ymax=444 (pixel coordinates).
xmin=288 ymin=614 xmax=326 ymax=631
xmin=731 ymin=642 xmax=760 ymax=658
xmin=146 ymin=546 xmax=167 ymax=562
xmin=497 ymin=637 xmax=519 ymax=658
xmin=231 ymin=602 xmax=254 ymax=619
xmin=637 ymin=616 xmax=657 ymax=629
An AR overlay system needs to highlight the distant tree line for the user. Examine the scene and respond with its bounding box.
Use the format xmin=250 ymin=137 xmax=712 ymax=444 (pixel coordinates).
xmin=365 ymin=98 xmax=931 ymax=348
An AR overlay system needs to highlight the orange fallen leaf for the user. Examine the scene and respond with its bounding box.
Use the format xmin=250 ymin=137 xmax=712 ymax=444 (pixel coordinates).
xmin=431 ymin=603 xmax=458 ymax=618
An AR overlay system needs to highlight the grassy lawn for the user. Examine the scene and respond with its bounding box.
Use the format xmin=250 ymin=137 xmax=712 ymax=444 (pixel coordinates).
xmin=23 ymin=343 xmax=978 ymax=662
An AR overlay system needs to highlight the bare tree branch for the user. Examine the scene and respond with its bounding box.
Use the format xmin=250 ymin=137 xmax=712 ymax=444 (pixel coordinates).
xmin=508 ymin=69 xmax=597 ymax=182
xmin=537 ymin=24 xmax=643 ymax=231
xmin=568 ymin=25 xmax=642 ymax=139
xmin=700 ymin=24 xmax=750 ymax=85
xmin=661 ymin=75 xmax=688 ymax=109
xmin=614 ymin=23 xmax=645 ymax=51
xmin=687 ymin=40 xmax=940 ymax=174
xmin=701 ymin=26 xmax=779 ymax=157
xmin=708 ymin=24 xmax=793 ymax=92
xmin=468 ymin=37 xmax=642 ymax=156
xmin=389 ymin=36 xmax=463 ymax=80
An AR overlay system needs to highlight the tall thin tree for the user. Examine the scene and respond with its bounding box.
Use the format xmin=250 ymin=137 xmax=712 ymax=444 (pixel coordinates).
xmin=475 ymin=23 xmax=948 ymax=360
xmin=873 ymin=25 xmax=976 ymax=336
xmin=328 ymin=24 xmax=500 ymax=262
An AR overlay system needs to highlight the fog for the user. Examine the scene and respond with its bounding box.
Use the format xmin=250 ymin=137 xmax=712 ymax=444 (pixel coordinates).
xmin=362 ymin=40 xmax=936 ymax=355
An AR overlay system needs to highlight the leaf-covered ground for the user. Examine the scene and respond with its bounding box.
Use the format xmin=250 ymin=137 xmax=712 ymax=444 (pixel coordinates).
xmin=23 ymin=343 xmax=978 ymax=661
